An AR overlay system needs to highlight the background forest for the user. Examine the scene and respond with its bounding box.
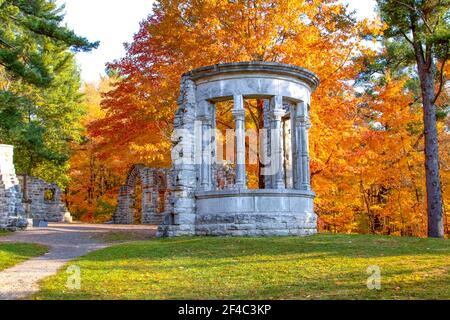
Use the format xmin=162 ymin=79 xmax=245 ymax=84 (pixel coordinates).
xmin=1 ymin=0 xmax=449 ymax=237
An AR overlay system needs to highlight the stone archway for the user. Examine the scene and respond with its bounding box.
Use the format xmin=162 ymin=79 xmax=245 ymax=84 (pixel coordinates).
xmin=144 ymin=170 xmax=171 ymax=225
xmin=113 ymin=165 xmax=172 ymax=225
xmin=113 ymin=164 xmax=145 ymax=224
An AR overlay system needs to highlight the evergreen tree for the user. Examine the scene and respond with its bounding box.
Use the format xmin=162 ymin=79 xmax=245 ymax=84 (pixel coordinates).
xmin=0 ymin=0 xmax=97 ymax=85
xmin=376 ymin=0 xmax=449 ymax=238
xmin=0 ymin=0 xmax=98 ymax=186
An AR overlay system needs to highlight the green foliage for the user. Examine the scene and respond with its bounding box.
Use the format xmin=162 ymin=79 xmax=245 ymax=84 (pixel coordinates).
xmin=0 ymin=47 xmax=85 ymax=186
xmin=358 ymin=1 xmax=449 ymax=128
xmin=0 ymin=0 xmax=98 ymax=86
xmin=34 ymin=235 xmax=449 ymax=300
xmin=0 ymin=0 xmax=98 ymax=187
xmin=376 ymin=0 xmax=449 ymax=73
xmin=93 ymin=200 xmax=116 ymax=223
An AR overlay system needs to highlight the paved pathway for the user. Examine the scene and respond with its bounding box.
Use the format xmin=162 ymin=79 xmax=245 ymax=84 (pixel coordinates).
xmin=0 ymin=223 xmax=156 ymax=300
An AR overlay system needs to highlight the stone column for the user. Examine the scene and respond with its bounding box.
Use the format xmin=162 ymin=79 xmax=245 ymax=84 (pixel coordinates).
xmin=284 ymin=114 xmax=293 ymax=189
xmin=232 ymin=95 xmax=247 ymax=189
xmin=158 ymin=76 xmax=197 ymax=237
xmin=271 ymin=96 xmax=285 ymax=189
xmin=211 ymin=104 xmax=217 ymax=190
xmin=200 ymin=114 xmax=212 ymax=191
xmin=291 ymin=106 xmax=299 ymax=189
xmin=294 ymin=102 xmax=311 ymax=190
xmin=263 ymin=100 xmax=272 ymax=189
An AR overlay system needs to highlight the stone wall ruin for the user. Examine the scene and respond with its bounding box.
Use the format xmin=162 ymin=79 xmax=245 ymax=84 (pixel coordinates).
xmin=18 ymin=175 xmax=72 ymax=223
xmin=0 ymin=145 xmax=28 ymax=230
xmin=113 ymin=165 xmax=173 ymax=225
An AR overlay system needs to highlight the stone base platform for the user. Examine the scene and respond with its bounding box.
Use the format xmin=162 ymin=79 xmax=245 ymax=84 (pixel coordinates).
xmin=158 ymin=189 xmax=317 ymax=237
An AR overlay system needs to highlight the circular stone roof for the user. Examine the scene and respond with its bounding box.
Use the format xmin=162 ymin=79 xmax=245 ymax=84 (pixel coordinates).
xmin=183 ymin=61 xmax=320 ymax=91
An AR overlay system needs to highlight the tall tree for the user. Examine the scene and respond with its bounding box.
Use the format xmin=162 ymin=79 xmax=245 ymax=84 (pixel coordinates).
xmin=0 ymin=0 xmax=98 ymax=185
xmin=92 ymin=0 xmax=378 ymax=173
xmin=0 ymin=0 xmax=97 ymax=86
xmin=377 ymin=0 xmax=449 ymax=237
xmin=67 ymin=78 xmax=126 ymax=222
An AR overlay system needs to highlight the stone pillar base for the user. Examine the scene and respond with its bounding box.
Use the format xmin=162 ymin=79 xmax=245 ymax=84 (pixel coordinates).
xmin=5 ymin=216 xmax=29 ymax=231
xmin=194 ymin=189 xmax=317 ymax=237
xmin=0 ymin=145 xmax=28 ymax=231
xmin=157 ymin=224 xmax=196 ymax=238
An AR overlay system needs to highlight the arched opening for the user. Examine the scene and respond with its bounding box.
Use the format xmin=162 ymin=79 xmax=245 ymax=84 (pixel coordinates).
xmin=123 ymin=164 xmax=146 ymax=225
xmin=133 ymin=174 xmax=143 ymax=224
xmin=156 ymin=173 xmax=168 ymax=215
xmin=44 ymin=188 xmax=56 ymax=202
xmin=114 ymin=165 xmax=173 ymax=226
xmin=158 ymin=190 xmax=165 ymax=213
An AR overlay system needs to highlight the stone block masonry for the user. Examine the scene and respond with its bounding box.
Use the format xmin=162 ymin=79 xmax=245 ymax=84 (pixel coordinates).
xmin=113 ymin=166 xmax=173 ymax=225
xmin=0 ymin=145 xmax=28 ymax=230
xmin=18 ymin=175 xmax=72 ymax=223
xmin=115 ymin=62 xmax=320 ymax=238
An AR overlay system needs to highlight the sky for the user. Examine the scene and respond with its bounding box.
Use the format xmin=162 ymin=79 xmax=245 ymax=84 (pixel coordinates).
xmin=56 ymin=0 xmax=377 ymax=83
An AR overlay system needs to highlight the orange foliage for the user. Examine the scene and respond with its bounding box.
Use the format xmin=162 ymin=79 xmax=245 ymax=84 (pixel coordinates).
xmin=69 ymin=0 xmax=449 ymax=235
xmin=67 ymin=78 xmax=128 ymax=222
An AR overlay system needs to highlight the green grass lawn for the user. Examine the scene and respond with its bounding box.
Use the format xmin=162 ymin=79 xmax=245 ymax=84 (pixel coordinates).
xmin=0 ymin=243 xmax=48 ymax=271
xmin=34 ymin=234 xmax=449 ymax=300
xmin=93 ymin=231 xmax=155 ymax=243
xmin=0 ymin=230 xmax=10 ymax=237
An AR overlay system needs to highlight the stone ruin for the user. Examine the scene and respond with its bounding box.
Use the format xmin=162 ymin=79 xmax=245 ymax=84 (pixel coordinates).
xmin=0 ymin=145 xmax=28 ymax=230
xmin=114 ymin=62 xmax=320 ymax=238
xmin=18 ymin=175 xmax=72 ymax=223
xmin=113 ymin=165 xmax=173 ymax=225
xmin=0 ymin=144 xmax=72 ymax=230
xmin=114 ymin=163 xmax=236 ymax=226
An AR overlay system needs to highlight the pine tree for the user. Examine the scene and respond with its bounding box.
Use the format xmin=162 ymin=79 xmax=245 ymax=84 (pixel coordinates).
xmin=0 ymin=0 xmax=98 ymax=86
xmin=0 ymin=0 xmax=98 ymax=186
xmin=377 ymin=0 xmax=449 ymax=238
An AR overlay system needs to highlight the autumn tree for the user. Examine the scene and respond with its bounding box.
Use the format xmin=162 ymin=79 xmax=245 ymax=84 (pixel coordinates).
xmin=67 ymin=78 xmax=127 ymax=222
xmin=92 ymin=0 xmax=378 ymax=189
xmin=376 ymin=0 xmax=449 ymax=237
xmin=86 ymin=0 xmax=448 ymax=234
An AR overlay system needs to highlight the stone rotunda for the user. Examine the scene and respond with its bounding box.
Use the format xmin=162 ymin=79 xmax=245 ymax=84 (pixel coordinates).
xmin=115 ymin=61 xmax=320 ymax=237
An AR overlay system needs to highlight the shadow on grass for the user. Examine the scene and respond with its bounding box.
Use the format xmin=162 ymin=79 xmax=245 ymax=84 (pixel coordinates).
xmin=77 ymin=234 xmax=450 ymax=263
xmin=32 ymin=234 xmax=449 ymax=300
xmin=35 ymin=266 xmax=450 ymax=300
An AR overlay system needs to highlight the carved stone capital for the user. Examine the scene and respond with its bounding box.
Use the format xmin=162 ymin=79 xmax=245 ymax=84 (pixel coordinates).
xmin=232 ymin=109 xmax=246 ymax=120
xmin=198 ymin=115 xmax=212 ymax=124
xmin=295 ymin=115 xmax=309 ymax=125
xmin=271 ymin=109 xmax=285 ymax=120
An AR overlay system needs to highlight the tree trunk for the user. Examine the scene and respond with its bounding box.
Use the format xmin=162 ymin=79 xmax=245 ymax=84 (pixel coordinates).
xmin=418 ymin=67 xmax=444 ymax=238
